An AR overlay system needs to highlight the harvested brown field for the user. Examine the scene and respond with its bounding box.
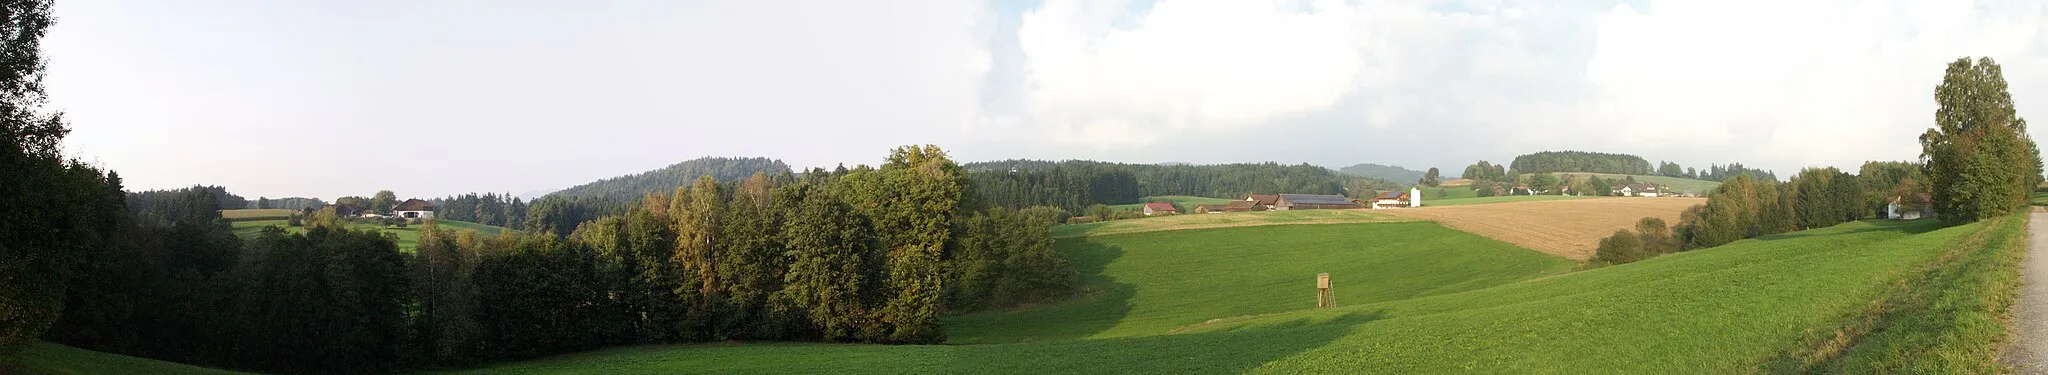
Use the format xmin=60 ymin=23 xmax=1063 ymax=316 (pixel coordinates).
xmin=1376 ymin=197 xmax=1706 ymax=260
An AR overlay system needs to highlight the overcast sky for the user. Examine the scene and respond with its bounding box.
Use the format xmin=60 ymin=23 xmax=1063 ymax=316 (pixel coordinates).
xmin=43 ymin=0 xmax=2048 ymax=200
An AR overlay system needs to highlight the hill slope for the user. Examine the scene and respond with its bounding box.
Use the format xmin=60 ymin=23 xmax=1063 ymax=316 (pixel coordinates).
xmin=1557 ymin=172 xmax=1722 ymax=195
xmin=546 ymin=157 xmax=790 ymax=203
xmin=441 ymin=216 xmax=2002 ymax=374
xmin=4 ymin=342 xmax=247 ymax=375
xmin=1337 ymin=163 xmax=1425 ymax=183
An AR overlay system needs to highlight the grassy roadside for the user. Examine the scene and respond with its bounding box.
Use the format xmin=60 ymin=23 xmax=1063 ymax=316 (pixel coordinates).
xmin=1764 ymin=213 xmax=2027 ymax=373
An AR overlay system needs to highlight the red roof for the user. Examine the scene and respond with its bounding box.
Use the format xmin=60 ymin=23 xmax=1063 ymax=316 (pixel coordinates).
xmin=1145 ymin=202 xmax=1178 ymax=212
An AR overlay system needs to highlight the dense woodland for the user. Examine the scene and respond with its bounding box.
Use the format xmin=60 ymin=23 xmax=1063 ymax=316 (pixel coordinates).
xmin=545 ymin=157 xmax=791 ymax=204
xmin=1336 ymin=163 xmax=1425 ymax=184
xmin=252 ymin=196 xmax=325 ymax=210
xmin=965 ymin=159 xmax=1399 ymax=213
xmin=1509 ymin=151 xmax=1654 ymax=175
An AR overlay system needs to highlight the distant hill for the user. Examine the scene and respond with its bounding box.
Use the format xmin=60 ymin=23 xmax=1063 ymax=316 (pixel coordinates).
xmin=1337 ymin=163 xmax=1426 ymax=184
xmin=547 ymin=157 xmax=791 ymax=203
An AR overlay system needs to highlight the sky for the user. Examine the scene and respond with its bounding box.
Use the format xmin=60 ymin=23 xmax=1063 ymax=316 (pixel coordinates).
xmin=41 ymin=0 xmax=2048 ymax=200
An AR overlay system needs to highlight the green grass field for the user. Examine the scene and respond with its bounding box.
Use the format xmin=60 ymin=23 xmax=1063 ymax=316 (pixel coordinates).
xmin=442 ymin=216 xmax=2006 ymax=374
xmin=229 ymin=219 xmax=507 ymax=252
xmin=1425 ymin=195 xmax=1594 ymax=206
xmin=1557 ymin=172 xmax=1721 ymax=195
xmin=1419 ymin=186 xmax=1477 ymax=200
xmin=1050 ymin=209 xmax=1406 ymax=238
xmin=951 ymin=222 xmax=1575 ymax=344
xmin=218 ymin=209 xmax=292 ymax=221
xmin=2 ymin=342 xmax=246 ymax=375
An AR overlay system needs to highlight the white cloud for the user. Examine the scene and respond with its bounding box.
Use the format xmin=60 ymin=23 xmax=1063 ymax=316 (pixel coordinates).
xmin=1014 ymin=0 xmax=1365 ymax=147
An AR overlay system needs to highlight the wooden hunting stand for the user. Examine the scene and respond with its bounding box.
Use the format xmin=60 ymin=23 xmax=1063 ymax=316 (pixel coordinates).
xmin=1316 ymin=272 xmax=1332 ymax=308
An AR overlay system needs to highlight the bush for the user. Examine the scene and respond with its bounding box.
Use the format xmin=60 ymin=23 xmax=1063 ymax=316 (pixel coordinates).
xmin=1594 ymin=229 xmax=1646 ymax=265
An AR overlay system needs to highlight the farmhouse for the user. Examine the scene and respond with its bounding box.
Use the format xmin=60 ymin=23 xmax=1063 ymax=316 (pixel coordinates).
xmin=1370 ymin=188 xmax=1423 ymax=209
xmin=1193 ymin=204 xmax=1228 ymax=214
xmin=1274 ymin=194 xmax=1364 ymax=210
xmin=1886 ymin=193 xmax=1933 ymax=220
xmin=393 ymin=199 xmax=436 ymax=220
xmin=1613 ymin=184 xmax=1662 ymax=197
xmin=1142 ymin=202 xmax=1179 ymax=216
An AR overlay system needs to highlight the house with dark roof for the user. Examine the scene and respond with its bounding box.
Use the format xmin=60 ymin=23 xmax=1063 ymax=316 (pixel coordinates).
xmin=1142 ymin=202 xmax=1179 ymax=216
xmin=1275 ymin=194 xmax=1364 ymax=210
xmin=393 ymin=199 xmax=436 ymax=220
xmin=1369 ymin=188 xmax=1422 ymax=209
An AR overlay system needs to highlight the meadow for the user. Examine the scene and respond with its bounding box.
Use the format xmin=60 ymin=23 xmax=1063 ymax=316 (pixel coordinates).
xmin=1050 ymin=209 xmax=1406 ymax=238
xmin=442 ymin=217 xmax=1997 ymax=374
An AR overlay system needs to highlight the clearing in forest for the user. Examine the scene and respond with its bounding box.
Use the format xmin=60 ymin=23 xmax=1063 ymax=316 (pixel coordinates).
xmin=1376 ymin=197 xmax=1705 ymax=259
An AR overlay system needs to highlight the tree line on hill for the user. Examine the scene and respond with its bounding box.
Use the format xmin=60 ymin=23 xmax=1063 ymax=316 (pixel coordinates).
xmin=1509 ymin=151 xmax=1653 ymax=175
xmin=1594 ymin=57 xmax=2042 ymax=265
xmin=544 ymin=156 xmax=791 ymax=204
xmin=252 ymin=196 xmax=325 ymax=210
xmin=965 ymin=160 xmax=1400 ymax=213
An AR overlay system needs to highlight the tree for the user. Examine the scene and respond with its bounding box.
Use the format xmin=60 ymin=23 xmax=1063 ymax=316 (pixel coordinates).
xmin=1594 ymin=229 xmax=1646 ymax=264
xmin=1419 ymin=167 xmax=1442 ymax=187
xmin=371 ymin=190 xmax=397 ymax=213
xmin=771 ymin=186 xmax=881 ymax=341
xmin=1658 ymin=162 xmax=1684 ymax=177
xmin=0 ymin=1 xmax=79 ymax=351
xmin=256 ymin=196 xmax=271 ymax=209
xmin=1922 ymin=57 xmax=2044 ymax=224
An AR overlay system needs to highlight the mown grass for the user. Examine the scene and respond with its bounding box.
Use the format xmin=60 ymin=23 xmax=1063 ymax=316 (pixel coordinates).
xmin=2 ymin=342 xmax=246 ymax=375
xmin=1425 ymin=194 xmax=1596 ymax=207
xmin=949 ymin=222 xmax=1575 ymax=344
xmin=447 ymin=218 xmax=1981 ymax=374
xmin=1773 ymin=213 xmax=2027 ymax=373
xmin=1050 ymin=209 xmax=1407 ymax=238
xmin=229 ymin=219 xmax=507 ymax=252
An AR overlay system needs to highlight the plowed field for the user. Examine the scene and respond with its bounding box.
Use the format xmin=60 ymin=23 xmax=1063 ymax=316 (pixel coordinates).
xmin=1377 ymin=197 xmax=1706 ymax=259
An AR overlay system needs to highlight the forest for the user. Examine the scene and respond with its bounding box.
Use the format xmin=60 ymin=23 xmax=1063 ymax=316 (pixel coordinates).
xmin=544 ymin=157 xmax=791 ymax=204
xmin=1508 ymin=151 xmax=1653 ymax=175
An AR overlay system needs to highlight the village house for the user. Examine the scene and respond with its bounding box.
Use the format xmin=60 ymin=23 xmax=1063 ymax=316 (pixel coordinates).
xmin=1887 ymin=193 xmax=1934 ymax=220
xmin=1613 ymin=184 xmax=1662 ymax=197
xmin=1370 ymin=188 xmax=1423 ymax=209
xmin=1142 ymin=202 xmax=1179 ymax=216
xmin=1274 ymin=194 xmax=1364 ymax=210
xmin=393 ymin=199 xmax=437 ymax=220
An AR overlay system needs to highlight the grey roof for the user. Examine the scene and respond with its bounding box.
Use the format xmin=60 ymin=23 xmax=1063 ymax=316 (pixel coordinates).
xmin=1280 ymin=194 xmax=1355 ymax=205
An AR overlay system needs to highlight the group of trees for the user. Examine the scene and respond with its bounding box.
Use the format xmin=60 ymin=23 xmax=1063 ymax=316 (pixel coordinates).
xmin=965 ymin=160 xmax=1398 ymax=213
xmin=546 ymin=157 xmax=792 ymax=204
xmin=1417 ymin=167 xmax=1442 ymax=186
xmin=1922 ymin=57 xmax=2044 ymax=223
xmin=434 ymin=192 xmax=531 ymax=229
xmin=253 ymin=196 xmax=325 ymax=210
xmin=127 ymin=185 xmax=246 ymax=216
xmin=1509 ymin=151 xmax=1653 ymax=175
xmin=1694 ymin=163 xmax=1779 ymax=182
xmin=1593 ymin=218 xmax=1678 ymax=265
xmin=22 ymin=145 xmax=1077 ymax=373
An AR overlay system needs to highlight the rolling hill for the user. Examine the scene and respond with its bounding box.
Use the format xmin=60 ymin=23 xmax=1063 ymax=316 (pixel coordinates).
xmin=1336 ymin=163 xmax=1425 ymax=184
xmin=435 ymin=212 xmax=2017 ymax=373
xmin=545 ymin=157 xmax=790 ymax=203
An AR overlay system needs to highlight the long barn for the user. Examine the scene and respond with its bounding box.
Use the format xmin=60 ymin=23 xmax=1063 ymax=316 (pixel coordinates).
xmin=1273 ymin=194 xmax=1363 ymax=210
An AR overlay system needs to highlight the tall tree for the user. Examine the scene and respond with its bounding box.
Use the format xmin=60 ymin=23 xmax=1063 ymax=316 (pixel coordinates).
xmin=1419 ymin=167 xmax=1442 ymax=186
xmin=0 ymin=0 xmax=77 ymax=353
xmin=371 ymin=190 xmax=397 ymax=213
xmin=1922 ymin=57 xmax=2044 ymax=223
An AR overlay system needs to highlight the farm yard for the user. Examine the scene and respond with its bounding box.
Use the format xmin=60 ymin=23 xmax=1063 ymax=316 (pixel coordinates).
xmin=1377 ymin=197 xmax=1706 ymax=259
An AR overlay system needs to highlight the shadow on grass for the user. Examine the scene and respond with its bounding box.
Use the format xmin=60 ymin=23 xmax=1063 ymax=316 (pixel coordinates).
xmin=944 ymin=239 xmax=1136 ymax=344
xmin=945 ymin=310 xmax=1384 ymax=373
xmin=1755 ymin=219 xmax=1942 ymax=242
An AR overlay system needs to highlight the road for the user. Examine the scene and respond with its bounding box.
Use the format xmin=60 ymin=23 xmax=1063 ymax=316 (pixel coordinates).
xmin=2010 ymin=208 xmax=2048 ymax=373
